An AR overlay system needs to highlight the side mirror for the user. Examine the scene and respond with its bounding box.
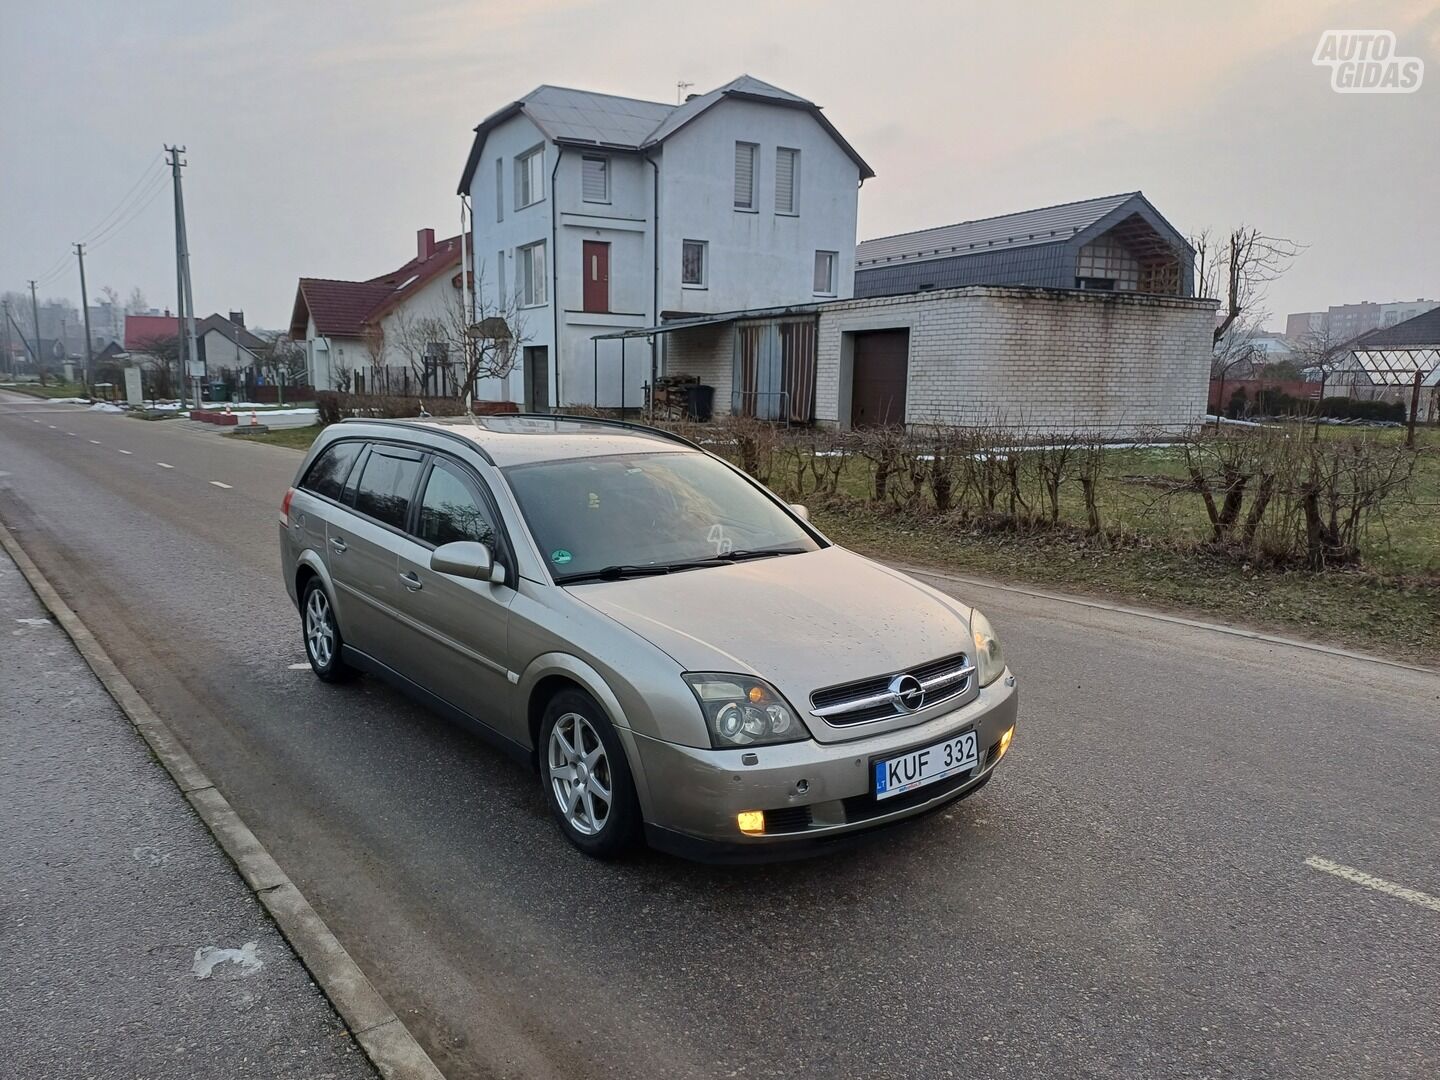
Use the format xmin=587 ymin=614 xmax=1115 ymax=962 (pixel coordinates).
xmin=789 ymin=503 xmax=810 ymax=522
xmin=431 ymin=541 xmax=504 ymax=583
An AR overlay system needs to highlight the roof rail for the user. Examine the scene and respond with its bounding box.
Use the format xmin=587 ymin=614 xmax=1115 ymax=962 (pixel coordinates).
xmin=336 ymin=415 xmax=496 ymax=464
xmin=510 ymin=412 xmax=705 ymax=452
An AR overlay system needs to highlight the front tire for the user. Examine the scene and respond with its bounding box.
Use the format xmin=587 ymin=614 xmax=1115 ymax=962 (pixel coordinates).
xmin=301 ymin=579 xmax=354 ymax=683
xmin=539 ymin=690 xmax=641 ymax=858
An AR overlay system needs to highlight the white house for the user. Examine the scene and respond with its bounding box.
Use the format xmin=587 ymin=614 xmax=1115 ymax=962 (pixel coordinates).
xmin=289 ymin=229 xmax=466 ymax=393
xmin=196 ymin=312 xmax=266 ymax=375
xmin=456 ymin=75 xmax=872 ymax=410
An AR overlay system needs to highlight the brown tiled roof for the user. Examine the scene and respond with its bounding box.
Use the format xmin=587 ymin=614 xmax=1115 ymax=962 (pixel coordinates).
xmin=289 ymin=234 xmax=463 ymax=338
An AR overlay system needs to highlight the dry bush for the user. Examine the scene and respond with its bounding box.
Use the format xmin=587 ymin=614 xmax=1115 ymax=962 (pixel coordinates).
xmin=1178 ymin=428 xmax=1418 ymax=568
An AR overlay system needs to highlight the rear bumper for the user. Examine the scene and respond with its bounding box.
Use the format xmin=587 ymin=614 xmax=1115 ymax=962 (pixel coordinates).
xmin=630 ymin=672 xmax=1017 ymax=861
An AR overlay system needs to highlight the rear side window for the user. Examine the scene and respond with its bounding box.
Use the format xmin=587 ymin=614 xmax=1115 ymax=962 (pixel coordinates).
xmin=301 ymin=441 xmax=362 ymax=501
xmin=417 ymin=460 xmax=497 ymax=547
xmin=352 ymin=449 xmax=423 ymax=529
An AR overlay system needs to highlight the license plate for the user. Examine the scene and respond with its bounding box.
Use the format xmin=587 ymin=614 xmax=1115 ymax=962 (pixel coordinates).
xmin=874 ymin=729 xmax=979 ymax=800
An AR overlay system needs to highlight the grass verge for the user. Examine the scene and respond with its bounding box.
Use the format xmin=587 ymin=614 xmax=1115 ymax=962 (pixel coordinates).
xmin=225 ymin=424 xmax=324 ymax=450
xmin=820 ymin=507 xmax=1438 ymax=665
xmin=2 ymin=381 xmax=90 ymax=399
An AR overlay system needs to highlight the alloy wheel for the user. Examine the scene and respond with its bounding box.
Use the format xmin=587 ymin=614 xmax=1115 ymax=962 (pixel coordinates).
xmin=547 ymin=712 xmax=613 ymax=836
xmin=305 ymin=588 xmax=335 ymax=668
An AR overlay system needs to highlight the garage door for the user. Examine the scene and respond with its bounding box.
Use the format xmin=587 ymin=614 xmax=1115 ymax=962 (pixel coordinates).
xmin=850 ymin=329 xmax=909 ymax=428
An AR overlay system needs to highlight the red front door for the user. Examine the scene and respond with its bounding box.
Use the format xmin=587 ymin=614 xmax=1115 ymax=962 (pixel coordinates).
xmin=583 ymin=241 xmax=609 ymax=313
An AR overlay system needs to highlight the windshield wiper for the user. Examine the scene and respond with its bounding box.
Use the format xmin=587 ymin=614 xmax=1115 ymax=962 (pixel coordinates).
xmin=661 ymin=547 xmax=811 ymax=572
xmin=554 ymin=564 xmax=675 ymax=585
xmin=714 ymin=547 xmax=809 ymax=562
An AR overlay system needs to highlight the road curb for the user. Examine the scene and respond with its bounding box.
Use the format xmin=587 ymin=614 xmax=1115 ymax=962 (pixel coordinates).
xmin=0 ymin=520 xmax=446 ymax=1080
xmin=892 ymin=561 xmax=1440 ymax=675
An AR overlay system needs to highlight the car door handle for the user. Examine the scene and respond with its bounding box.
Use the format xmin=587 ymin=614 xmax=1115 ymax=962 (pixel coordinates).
xmin=329 ymin=537 xmax=347 ymax=553
xmin=399 ymin=571 xmax=423 ymax=592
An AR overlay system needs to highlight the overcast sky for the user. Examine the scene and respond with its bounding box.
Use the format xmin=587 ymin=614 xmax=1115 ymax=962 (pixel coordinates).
xmin=2 ymin=0 xmax=1436 ymax=332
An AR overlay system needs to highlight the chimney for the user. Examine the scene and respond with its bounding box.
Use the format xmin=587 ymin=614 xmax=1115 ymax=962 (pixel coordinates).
xmin=228 ymin=310 xmax=245 ymax=328
xmin=417 ymin=228 xmax=435 ymax=263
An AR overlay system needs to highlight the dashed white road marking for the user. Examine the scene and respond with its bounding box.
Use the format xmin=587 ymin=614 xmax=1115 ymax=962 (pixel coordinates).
xmin=47 ymin=424 xmax=56 ymax=429
xmin=117 ymin=449 xmax=133 ymax=455
xmin=209 ymin=480 xmax=233 ymax=489
xmin=156 ymin=462 xmax=174 ymax=469
xmin=287 ymin=662 xmax=311 ymax=670
xmin=65 ymin=431 xmax=77 ymax=436
xmin=89 ymin=439 xmax=101 ymax=444
xmin=1305 ymin=856 xmax=1440 ymax=914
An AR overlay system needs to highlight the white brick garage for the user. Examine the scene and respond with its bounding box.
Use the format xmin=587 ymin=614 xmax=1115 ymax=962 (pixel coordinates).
xmin=815 ymin=286 xmax=1215 ymax=435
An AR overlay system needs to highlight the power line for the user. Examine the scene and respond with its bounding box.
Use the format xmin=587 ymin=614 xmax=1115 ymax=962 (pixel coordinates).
xmin=28 ymin=154 xmax=167 ymax=290
xmin=77 ymin=152 xmax=165 ymax=244
xmin=86 ymin=172 xmax=170 ymax=250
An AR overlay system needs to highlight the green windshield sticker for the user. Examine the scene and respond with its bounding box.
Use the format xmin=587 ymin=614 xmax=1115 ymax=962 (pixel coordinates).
xmin=550 ymin=549 xmax=573 ymax=565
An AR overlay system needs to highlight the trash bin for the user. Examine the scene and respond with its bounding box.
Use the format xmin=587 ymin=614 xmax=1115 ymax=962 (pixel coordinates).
xmin=686 ymin=384 xmax=715 ymax=422
xmin=209 ymin=381 xmax=231 ymax=403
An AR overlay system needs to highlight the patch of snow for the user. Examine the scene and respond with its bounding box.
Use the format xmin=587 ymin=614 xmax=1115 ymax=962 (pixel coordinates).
xmin=46 ymin=397 xmax=92 ymax=404
xmin=88 ymin=402 xmax=124 ymax=413
xmin=192 ymin=942 xmax=263 ymax=979
xmin=1205 ymin=414 xmax=1263 ymax=428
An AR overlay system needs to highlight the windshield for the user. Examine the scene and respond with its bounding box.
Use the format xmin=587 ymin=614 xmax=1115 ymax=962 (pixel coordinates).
xmin=503 ymin=451 xmax=821 ymax=582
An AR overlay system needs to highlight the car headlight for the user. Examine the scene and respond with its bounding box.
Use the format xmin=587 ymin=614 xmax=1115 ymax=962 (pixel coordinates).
xmin=970 ymin=609 xmax=1005 ymax=687
xmin=683 ymin=673 xmax=810 ymax=749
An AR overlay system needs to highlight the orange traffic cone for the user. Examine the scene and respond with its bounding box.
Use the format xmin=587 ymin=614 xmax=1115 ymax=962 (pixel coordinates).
xmin=249 ymin=410 xmax=259 ymax=426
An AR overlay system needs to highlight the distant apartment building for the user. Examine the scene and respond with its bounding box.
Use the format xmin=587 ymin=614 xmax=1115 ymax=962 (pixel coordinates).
xmin=1285 ymin=298 xmax=1439 ymax=343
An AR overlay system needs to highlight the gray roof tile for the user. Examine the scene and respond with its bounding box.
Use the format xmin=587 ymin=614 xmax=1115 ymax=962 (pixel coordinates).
xmin=856 ymin=192 xmax=1140 ymax=267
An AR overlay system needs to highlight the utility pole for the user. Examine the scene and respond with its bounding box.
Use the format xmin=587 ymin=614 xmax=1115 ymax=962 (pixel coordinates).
xmin=166 ymin=145 xmax=201 ymax=407
xmin=75 ymin=243 xmax=95 ymax=391
xmin=1 ymin=299 xmax=11 ymax=377
xmin=28 ymin=280 xmax=45 ymax=385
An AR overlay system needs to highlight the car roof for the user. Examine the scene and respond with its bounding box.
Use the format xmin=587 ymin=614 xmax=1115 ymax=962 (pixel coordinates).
xmin=336 ymin=414 xmax=698 ymax=467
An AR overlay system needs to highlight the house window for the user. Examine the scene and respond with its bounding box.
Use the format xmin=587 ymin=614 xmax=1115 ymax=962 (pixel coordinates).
xmin=813 ymin=250 xmax=837 ymax=295
xmin=519 ymin=241 xmax=547 ymax=306
xmin=1076 ymin=277 xmax=1116 ymax=291
xmin=682 ymin=240 xmax=707 ymax=288
xmin=496 ymin=250 xmax=506 ymax=305
xmin=775 ymin=148 xmax=799 ymax=214
xmin=581 ymin=156 xmax=609 ymax=203
xmin=495 ymin=158 xmax=504 ymax=222
xmin=733 ymin=141 xmax=757 ymax=210
xmin=515 ymin=145 xmax=544 ymax=209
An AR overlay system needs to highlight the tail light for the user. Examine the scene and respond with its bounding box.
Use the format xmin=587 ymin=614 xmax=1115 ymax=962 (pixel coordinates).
xmin=280 ymin=487 xmax=295 ymax=527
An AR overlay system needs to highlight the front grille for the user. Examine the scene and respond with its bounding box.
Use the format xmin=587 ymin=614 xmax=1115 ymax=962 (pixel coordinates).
xmin=764 ymin=805 xmax=813 ymax=834
xmin=809 ymin=652 xmax=973 ymax=725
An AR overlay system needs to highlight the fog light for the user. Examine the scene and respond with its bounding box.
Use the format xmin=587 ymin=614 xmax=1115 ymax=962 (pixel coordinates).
xmin=737 ymin=810 xmax=765 ymax=835
xmin=998 ymin=725 xmax=1015 ymax=758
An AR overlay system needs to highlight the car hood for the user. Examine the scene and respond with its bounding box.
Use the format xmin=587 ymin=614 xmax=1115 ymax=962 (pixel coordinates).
xmin=567 ymin=547 xmax=974 ymax=734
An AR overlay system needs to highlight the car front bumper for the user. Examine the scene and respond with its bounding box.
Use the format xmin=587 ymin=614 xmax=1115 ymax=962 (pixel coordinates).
xmin=627 ymin=672 xmax=1018 ymax=862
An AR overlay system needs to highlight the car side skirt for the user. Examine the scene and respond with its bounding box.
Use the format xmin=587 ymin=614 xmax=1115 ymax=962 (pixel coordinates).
xmin=340 ymin=645 xmax=532 ymax=766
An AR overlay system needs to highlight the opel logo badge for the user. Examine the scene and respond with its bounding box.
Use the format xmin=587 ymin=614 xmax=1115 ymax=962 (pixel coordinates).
xmin=888 ymin=673 xmax=925 ymax=713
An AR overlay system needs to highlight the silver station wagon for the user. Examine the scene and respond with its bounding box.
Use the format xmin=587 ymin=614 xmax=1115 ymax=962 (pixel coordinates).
xmin=279 ymin=415 xmax=1018 ymax=861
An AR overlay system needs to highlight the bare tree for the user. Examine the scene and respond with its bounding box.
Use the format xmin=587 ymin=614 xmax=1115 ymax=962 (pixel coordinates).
xmin=383 ymin=276 xmax=527 ymax=401
xmin=1192 ymin=227 xmax=1304 ymax=344
xmin=126 ymin=287 xmax=148 ymax=314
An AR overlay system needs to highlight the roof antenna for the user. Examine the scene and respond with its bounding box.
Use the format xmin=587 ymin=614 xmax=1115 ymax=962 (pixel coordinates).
xmin=676 ymin=80 xmax=694 ymax=104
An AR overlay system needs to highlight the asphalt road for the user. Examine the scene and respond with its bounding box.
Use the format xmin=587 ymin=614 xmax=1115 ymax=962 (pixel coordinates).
xmin=3 ymin=393 xmax=1438 ymax=1080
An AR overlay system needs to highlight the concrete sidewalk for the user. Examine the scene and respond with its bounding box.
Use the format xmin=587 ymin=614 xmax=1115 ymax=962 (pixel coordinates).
xmin=0 ymin=548 xmax=375 ymax=1080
